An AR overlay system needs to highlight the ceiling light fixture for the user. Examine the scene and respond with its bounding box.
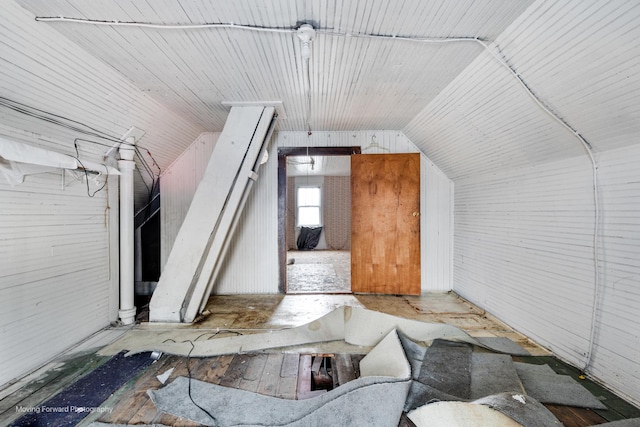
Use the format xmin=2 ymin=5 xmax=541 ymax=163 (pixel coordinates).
xmin=296 ymin=24 xmax=316 ymax=133
xmin=297 ymin=24 xmax=315 ymax=60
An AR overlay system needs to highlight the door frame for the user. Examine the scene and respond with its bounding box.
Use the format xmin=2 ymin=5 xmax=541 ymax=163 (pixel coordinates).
xmin=277 ymin=146 xmax=361 ymax=293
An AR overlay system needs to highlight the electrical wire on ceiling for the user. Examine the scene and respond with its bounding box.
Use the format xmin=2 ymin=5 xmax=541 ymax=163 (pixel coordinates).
xmin=33 ymin=17 xmax=601 ymax=367
xmin=30 ymin=17 xmax=594 ymax=140
xmin=0 ymin=96 xmax=161 ymax=202
xmin=34 ymin=16 xmax=479 ymax=43
xmin=31 ymin=17 xmax=483 ymax=136
xmin=31 ymin=17 xmax=595 ymax=151
xmin=35 ymin=16 xmax=295 ymax=33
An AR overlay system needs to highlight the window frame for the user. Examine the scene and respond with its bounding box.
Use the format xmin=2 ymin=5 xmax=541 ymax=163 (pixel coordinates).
xmin=296 ymin=185 xmax=322 ymax=227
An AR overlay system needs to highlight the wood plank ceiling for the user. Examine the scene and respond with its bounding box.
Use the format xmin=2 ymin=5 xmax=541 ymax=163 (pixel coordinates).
xmin=16 ymin=0 xmax=535 ymax=134
xmin=405 ymin=1 xmax=640 ymax=180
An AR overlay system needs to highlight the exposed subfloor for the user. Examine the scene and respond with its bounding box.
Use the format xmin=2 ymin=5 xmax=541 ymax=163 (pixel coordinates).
xmin=2 ymin=292 xmax=639 ymax=426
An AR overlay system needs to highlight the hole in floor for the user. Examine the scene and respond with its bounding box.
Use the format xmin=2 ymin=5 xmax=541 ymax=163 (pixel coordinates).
xmin=310 ymin=355 xmax=335 ymax=391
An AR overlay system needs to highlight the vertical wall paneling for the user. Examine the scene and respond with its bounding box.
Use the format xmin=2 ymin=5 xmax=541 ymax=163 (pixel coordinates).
xmin=214 ymin=135 xmax=280 ymax=294
xmin=453 ymin=156 xmax=596 ymax=364
xmin=159 ymin=133 xmax=219 ymax=269
xmin=422 ymin=155 xmax=455 ymax=292
xmin=0 ymin=1 xmax=205 ymax=211
xmin=0 ymin=125 xmax=117 ymax=388
xmin=160 ymin=130 xmax=454 ymax=294
xmin=453 ymin=148 xmax=640 ymax=405
xmin=589 ymin=145 xmax=640 ymax=405
xmin=403 ymin=0 xmax=640 ymax=406
xmin=7 ymin=0 xmax=640 ymax=407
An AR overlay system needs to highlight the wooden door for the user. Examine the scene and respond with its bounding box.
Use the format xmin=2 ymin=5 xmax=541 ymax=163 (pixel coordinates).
xmin=351 ymin=153 xmax=421 ymax=295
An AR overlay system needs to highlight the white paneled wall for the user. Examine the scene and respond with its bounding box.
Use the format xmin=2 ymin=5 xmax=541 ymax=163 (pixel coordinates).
xmin=214 ymin=137 xmax=280 ymax=294
xmin=0 ymin=2 xmax=203 ymax=388
xmin=408 ymin=0 xmax=640 ymax=405
xmin=591 ymin=145 xmax=640 ymax=404
xmin=454 ymin=155 xmax=596 ymax=362
xmin=160 ymin=130 xmax=453 ymax=294
xmin=0 ymin=1 xmax=204 ymax=211
xmin=0 ymin=126 xmax=119 ymax=388
xmin=422 ymin=155 xmax=454 ymax=292
xmin=454 ymin=147 xmax=640 ymax=405
xmin=160 ymin=132 xmax=220 ymax=268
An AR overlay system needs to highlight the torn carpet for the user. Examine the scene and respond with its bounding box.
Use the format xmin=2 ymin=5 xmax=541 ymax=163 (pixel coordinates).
xmin=404 ymin=339 xmax=524 ymax=412
xmin=124 ymin=306 xmax=524 ymax=358
xmin=149 ymin=329 xmax=411 ymax=427
xmin=515 ymin=362 xmax=607 ymax=410
xmin=408 ymin=393 xmax=561 ymax=427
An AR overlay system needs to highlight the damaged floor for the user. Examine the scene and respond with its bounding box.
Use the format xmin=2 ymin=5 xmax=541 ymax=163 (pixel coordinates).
xmin=2 ymin=292 xmax=639 ymax=426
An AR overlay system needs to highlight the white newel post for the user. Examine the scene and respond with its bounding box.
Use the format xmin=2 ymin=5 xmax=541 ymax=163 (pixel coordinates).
xmin=118 ymin=137 xmax=137 ymax=325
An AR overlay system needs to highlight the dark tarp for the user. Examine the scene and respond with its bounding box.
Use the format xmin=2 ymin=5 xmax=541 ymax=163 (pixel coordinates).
xmin=297 ymin=226 xmax=323 ymax=250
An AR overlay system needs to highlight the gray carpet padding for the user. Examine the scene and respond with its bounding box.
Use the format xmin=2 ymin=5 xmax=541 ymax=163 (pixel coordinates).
xmin=515 ymin=362 xmax=607 ymax=410
xmin=402 ymin=336 xmax=605 ymax=413
xmin=149 ymin=329 xmax=412 ymax=427
xmin=405 ymin=380 xmax=466 ymax=411
xmin=516 ymin=362 xmax=555 ymax=376
xmin=470 ymin=353 xmax=524 ymax=399
xmin=416 ymin=339 xmax=473 ymax=399
xmin=150 ymin=376 xmax=411 ymax=427
xmin=404 ymin=339 xmax=526 ymax=411
xmin=404 ymin=339 xmax=473 ymax=411
xmin=475 ymin=337 xmax=530 ymax=356
xmin=147 ymin=331 xmax=561 ymax=427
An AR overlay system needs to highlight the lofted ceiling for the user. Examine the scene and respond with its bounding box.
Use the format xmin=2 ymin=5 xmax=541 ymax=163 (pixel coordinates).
xmin=16 ymin=0 xmax=534 ymax=133
xmin=7 ymin=0 xmax=640 ymax=186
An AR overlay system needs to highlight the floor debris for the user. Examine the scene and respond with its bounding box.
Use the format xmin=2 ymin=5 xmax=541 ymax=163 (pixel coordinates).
xmin=123 ymin=306 xmax=527 ymax=358
xmin=149 ymin=330 xmax=411 ymax=427
xmin=155 ymin=368 xmax=174 ymax=385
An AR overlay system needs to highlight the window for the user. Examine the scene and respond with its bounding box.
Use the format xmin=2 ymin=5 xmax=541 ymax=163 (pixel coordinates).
xmin=297 ymin=186 xmax=321 ymax=226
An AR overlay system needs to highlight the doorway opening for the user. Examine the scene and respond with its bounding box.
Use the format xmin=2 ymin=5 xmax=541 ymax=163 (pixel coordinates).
xmin=278 ymin=146 xmax=361 ymax=294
